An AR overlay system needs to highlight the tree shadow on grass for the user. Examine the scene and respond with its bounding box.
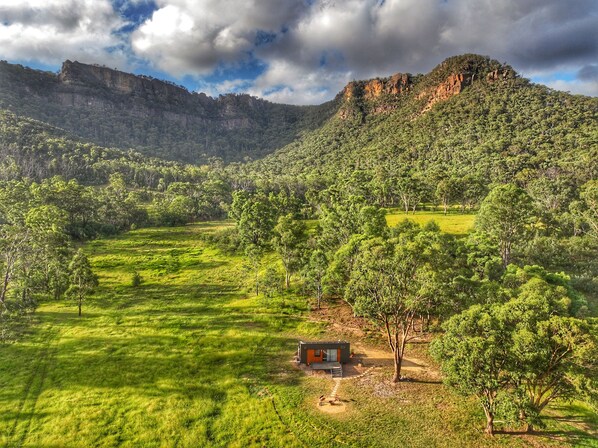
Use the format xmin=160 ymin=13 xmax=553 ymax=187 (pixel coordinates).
xmin=494 ymin=428 xmax=597 ymax=448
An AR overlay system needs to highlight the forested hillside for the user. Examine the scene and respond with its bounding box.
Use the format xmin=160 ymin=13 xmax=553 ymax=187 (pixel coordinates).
xmin=1 ymin=53 xmax=597 ymax=443
xmin=0 ymin=109 xmax=208 ymax=187
xmin=0 ymin=60 xmax=338 ymax=164
xmin=245 ymin=55 xmax=598 ymax=201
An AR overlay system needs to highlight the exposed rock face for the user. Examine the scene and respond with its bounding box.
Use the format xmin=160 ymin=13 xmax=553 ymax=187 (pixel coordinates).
xmin=419 ymin=72 xmax=473 ymax=113
xmin=486 ymin=67 xmax=515 ymax=82
xmin=339 ymin=72 xmax=413 ymax=119
xmin=364 ymin=73 xmax=411 ymax=99
xmin=0 ymin=60 xmax=335 ymax=163
xmin=339 ymin=56 xmax=517 ymax=120
xmin=343 ymin=73 xmax=412 ymax=101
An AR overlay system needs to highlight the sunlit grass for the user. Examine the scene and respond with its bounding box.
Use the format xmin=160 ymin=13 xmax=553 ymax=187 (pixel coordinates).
xmin=386 ymin=209 xmax=476 ymax=235
xmin=0 ymin=223 xmax=594 ymax=447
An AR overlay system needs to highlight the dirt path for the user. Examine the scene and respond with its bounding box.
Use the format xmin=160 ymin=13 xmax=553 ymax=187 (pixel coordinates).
xmin=310 ymin=300 xmax=441 ymax=414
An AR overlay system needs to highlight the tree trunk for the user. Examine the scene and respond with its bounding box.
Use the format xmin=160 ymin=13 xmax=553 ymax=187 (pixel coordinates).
xmin=78 ymin=299 xmax=82 ymax=317
xmin=518 ymin=409 xmax=532 ymax=432
xmin=285 ymin=270 xmax=290 ymax=289
xmin=255 ymin=268 xmax=259 ymax=296
xmin=316 ymin=285 xmax=321 ymax=309
xmin=392 ymin=349 xmax=402 ymax=382
xmin=484 ymin=408 xmax=494 ymax=436
xmin=0 ymin=269 xmax=9 ymax=307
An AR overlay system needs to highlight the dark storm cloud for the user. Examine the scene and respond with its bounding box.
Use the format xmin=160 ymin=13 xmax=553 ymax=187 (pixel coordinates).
xmin=578 ymin=64 xmax=598 ymax=81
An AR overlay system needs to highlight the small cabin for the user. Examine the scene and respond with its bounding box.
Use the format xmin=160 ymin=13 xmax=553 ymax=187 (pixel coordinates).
xmin=297 ymin=340 xmax=351 ymax=365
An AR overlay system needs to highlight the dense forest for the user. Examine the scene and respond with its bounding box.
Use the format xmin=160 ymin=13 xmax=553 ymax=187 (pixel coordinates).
xmin=0 ymin=54 xmax=597 ymax=438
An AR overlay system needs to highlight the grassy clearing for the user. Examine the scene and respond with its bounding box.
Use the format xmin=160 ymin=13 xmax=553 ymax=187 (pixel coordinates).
xmin=0 ymin=224 xmax=595 ymax=447
xmin=385 ymin=209 xmax=476 ymax=235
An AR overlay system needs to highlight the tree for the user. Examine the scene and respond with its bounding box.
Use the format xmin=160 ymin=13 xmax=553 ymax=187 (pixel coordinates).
xmin=65 ymin=250 xmax=98 ymax=317
xmin=244 ymin=244 xmax=263 ymax=296
xmin=231 ymin=191 xmax=276 ymax=295
xmin=302 ymin=249 xmax=328 ymax=309
xmin=230 ymin=190 xmax=275 ymax=248
xmin=346 ymin=231 xmax=449 ymax=382
xmin=272 ymin=214 xmax=306 ymax=288
xmin=435 ymin=177 xmax=459 ymax=215
xmin=261 ymin=265 xmax=283 ymax=301
xmin=579 ymin=180 xmax=598 ymax=238
xmin=431 ymin=304 xmax=512 ymax=435
xmin=476 ymin=184 xmax=535 ymax=266
xmin=504 ymin=283 xmax=597 ymax=431
xmin=432 ymin=273 xmax=597 ymax=435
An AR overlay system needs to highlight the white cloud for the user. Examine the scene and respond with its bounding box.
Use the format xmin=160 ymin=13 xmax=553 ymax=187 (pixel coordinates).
xmin=0 ymin=0 xmax=128 ymax=68
xmin=131 ymin=0 xmax=305 ymax=74
xmin=1 ymin=0 xmax=596 ymax=103
xmin=540 ymin=79 xmax=598 ymax=97
xmin=247 ymin=58 xmax=352 ymax=105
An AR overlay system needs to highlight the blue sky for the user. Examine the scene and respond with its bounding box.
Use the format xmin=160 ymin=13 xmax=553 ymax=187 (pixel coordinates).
xmin=1 ymin=0 xmax=596 ymax=104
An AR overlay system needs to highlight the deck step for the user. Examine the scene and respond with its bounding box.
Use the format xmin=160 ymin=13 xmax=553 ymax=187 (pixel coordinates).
xmin=331 ymin=366 xmax=343 ymax=378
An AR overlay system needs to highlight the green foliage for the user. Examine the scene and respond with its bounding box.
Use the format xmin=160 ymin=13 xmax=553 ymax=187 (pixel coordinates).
xmin=346 ymin=227 xmax=458 ymax=382
xmin=261 ymin=265 xmax=284 ymax=301
xmin=432 ymin=280 xmax=598 ymax=434
xmin=431 ymin=303 xmax=512 ymax=435
xmin=272 ymin=214 xmax=306 ymax=288
xmin=301 ymin=249 xmax=328 ymax=309
xmin=230 ymin=190 xmax=276 ymax=249
xmin=243 ymin=58 xmax=597 ymax=217
xmin=65 ymin=249 xmax=98 ymax=316
xmin=476 ymin=184 xmax=536 ymax=266
xmin=131 ymin=271 xmax=142 ymax=287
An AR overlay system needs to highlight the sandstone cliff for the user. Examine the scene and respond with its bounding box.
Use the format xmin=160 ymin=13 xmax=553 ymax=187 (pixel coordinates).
xmin=338 ymin=54 xmax=516 ymax=120
xmin=0 ymin=60 xmax=336 ymax=163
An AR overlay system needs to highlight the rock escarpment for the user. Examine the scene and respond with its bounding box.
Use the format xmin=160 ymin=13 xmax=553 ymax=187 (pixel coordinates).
xmin=338 ymin=55 xmax=516 ymax=119
xmin=0 ymin=60 xmax=335 ymax=163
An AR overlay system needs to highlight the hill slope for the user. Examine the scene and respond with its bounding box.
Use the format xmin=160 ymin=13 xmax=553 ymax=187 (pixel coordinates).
xmin=0 ymin=60 xmax=338 ymax=164
xmin=0 ymin=109 xmax=203 ymax=187
xmin=247 ymin=55 xmax=598 ymax=195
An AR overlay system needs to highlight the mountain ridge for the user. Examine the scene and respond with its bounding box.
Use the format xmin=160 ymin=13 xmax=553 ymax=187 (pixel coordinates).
xmin=0 ymin=59 xmax=338 ymax=164
xmin=1 ymin=54 xmax=596 ymax=184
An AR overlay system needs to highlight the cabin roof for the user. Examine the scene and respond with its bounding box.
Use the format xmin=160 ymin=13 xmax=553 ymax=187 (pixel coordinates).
xmin=298 ymin=340 xmax=349 ymax=347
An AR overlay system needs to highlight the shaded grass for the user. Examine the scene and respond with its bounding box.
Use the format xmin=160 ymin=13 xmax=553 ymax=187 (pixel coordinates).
xmin=0 ymin=224 xmax=595 ymax=447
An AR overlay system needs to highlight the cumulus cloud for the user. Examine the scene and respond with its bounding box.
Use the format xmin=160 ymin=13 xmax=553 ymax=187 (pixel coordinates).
xmin=131 ymin=0 xmax=306 ymax=74
xmin=0 ymin=0 xmax=128 ymax=67
xmin=1 ymin=0 xmax=596 ymax=103
xmin=128 ymin=0 xmax=597 ymax=103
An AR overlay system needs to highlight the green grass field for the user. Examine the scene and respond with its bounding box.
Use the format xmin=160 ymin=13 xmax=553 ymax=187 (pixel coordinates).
xmin=0 ymin=224 xmax=595 ymax=447
xmin=385 ymin=209 xmax=476 ymax=235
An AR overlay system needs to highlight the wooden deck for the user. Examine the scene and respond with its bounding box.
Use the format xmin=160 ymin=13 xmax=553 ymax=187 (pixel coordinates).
xmin=310 ymin=362 xmax=341 ymax=370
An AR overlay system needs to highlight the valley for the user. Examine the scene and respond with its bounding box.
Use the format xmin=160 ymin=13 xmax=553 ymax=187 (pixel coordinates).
xmin=1 ymin=223 xmax=595 ymax=447
xmin=0 ymin=51 xmax=597 ymax=448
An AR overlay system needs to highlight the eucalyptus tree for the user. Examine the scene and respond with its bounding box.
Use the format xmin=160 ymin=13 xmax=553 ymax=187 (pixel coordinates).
xmin=66 ymin=250 xmax=98 ymax=317
xmin=230 ymin=190 xmax=276 ymax=295
xmin=272 ymin=214 xmax=306 ymax=288
xmin=346 ymin=229 xmax=453 ymax=382
xmin=302 ymin=249 xmax=328 ymax=309
xmin=431 ymin=303 xmax=511 ymax=435
xmin=432 ymin=268 xmax=597 ymax=435
xmin=476 ymin=184 xmax=535 ymax=266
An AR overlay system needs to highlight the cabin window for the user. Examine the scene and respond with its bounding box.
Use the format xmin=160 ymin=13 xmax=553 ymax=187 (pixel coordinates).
xmin=314 ymin=349 xmax=321 ymax=357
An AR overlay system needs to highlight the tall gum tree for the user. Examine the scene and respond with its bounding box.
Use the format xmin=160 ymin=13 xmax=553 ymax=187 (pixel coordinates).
xmin=347 ymin=230 xmax=451 ymax=382
xmin=476 ymin=184 xmax=535 ymax=267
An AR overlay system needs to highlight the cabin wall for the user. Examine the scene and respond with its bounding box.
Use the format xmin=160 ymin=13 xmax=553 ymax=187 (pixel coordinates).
xmin=298 ymin=342 xmax=350 ymax=364
xmin=305 ymin=348 xmax=342 ymax=365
